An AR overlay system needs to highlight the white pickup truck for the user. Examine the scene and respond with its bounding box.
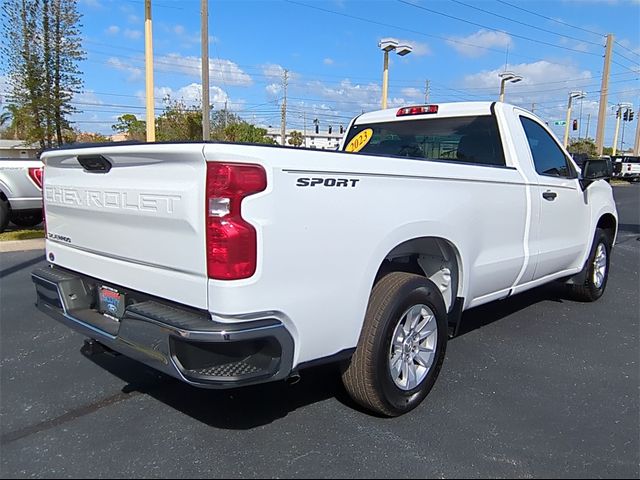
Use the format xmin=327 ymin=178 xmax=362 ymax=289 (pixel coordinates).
xmin=0 ymin=158 xmax=44 ymax=232
xmin=32 ymin=102 xmax=617 ymax=416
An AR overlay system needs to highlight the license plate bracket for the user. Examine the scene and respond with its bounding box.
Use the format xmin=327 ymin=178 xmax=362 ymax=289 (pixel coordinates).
xmin=98 ymin=286 xmax=125 ymax=320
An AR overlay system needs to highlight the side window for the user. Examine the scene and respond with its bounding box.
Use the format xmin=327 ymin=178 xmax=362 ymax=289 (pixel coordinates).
xmin=520 ymin=117 xmax=575 ymax=178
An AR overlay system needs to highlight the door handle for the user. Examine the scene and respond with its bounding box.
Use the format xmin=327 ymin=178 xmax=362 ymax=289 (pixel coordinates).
xmin=542 ymin=191 xmax=557 ymax=201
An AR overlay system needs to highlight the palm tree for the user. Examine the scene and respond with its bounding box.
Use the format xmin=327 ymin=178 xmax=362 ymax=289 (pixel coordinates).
xmin=0 ymin=104 xmax=29 ymax=139
xmin=288 ymin=130 xmax=304 ymax=148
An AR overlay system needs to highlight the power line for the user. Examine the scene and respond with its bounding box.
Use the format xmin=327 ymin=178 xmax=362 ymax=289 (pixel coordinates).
xmin=398 ymin=0 xmax=602 ymax=57
xmin=612 ymin=50 xmax=640 ymax=68
xmin=611 ymin=59 xmax=640 ymax=75
xmin=495 ymin=0 xmax=604 ymax=38
xmin=615 ymin=40 xmax=640 ymax=59
xmin=284 ymin=0 xmax=591 ymax=69
xmin=449 ymin=0 xmax=602 ymax=47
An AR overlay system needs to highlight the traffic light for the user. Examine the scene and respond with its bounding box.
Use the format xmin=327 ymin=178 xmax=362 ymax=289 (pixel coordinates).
xmin=623 ymin=110 xmax=629 ymax=121
xmin=629 ymin=111 xmax=635 ymax=122
xmin=616 ymin=109 xmax=621 ymax=118
xmin=572 ymin=119 xmax=578 ymax=131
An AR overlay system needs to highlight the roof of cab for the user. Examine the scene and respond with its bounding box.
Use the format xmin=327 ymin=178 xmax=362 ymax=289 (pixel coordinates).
xmin=354 ymin=101 xmax=499 ymax=125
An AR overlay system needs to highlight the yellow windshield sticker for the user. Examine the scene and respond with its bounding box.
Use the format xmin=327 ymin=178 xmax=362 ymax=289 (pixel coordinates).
xmin=345 ymin=128 xmax=373 ymax=153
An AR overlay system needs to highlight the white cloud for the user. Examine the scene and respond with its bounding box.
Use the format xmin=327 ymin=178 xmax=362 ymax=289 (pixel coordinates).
xmin=128 ymin=15 xmax=141 ymax=24
xmin=462 ymin=61 xmax=595 ymax=124
xmin=80 ymin=0 xmax=102 ymax=7
xmin=106 ymin=25 xmax=119 ymax=35
xmin=303 ymin=79 xmax=409 ymax=112
xmin=174 ymin=25 xmax=185 ymax=35
xmin=448 ymin=30 xmax=512 ymax=57
xmin=73 ymin=90 xmax=104 ymax=106
xmin=155 ymin=54 xmax=253 ymax=86
xmin=401 ymin=87 xmax=424 ymax=101
xmin=397 ymin=39 xmax=431 ymax=56
xmin=266 ymin=83 xmax=281 ymax=97
xmin=123 ymin=29 xmax=142 ymax=40
xmin=144 ymin=83 xmax=246 ymax=111
xmin=262 ymin=63 xmax=287 ymax=81
xmin=107 ymin=57 xmax=143 ymax=82
xmin=324 ymin=58 xmax=335 ymax=65
xmin=463 ymin=61 xmax=592 ymax=91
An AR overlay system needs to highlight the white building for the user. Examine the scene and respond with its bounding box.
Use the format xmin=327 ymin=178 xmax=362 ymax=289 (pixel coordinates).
xmin=0 ymin=140 xmax=40 ymax=159
xmin=265 ymin=128 xmax=345 ymax=150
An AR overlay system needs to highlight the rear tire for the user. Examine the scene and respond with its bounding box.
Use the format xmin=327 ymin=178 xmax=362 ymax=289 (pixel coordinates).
xmin=568 ymin=228 xmax=612 ymax=302
xmin=342 ymin=272 xmax=448 ymax=417
xmin=11 ymin=212 xmax=43 ymax=228
xmin=0 ymin=200 xmax=10 ymax=233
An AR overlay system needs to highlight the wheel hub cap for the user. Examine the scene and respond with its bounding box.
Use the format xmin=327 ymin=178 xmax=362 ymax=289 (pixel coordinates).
xmin=593 ymin=243 xmax=607 ymax=289
xmin=389 ymin=304 xmax=438 ymax=391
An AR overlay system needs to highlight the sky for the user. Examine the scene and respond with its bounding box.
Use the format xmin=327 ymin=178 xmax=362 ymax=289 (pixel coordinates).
xmin=12 ymin=0 xmax=640 ymax=147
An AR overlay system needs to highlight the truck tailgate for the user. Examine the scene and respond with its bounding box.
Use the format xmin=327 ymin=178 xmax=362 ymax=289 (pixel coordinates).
xmin=42 ymin=144 xmax=209 ymax=309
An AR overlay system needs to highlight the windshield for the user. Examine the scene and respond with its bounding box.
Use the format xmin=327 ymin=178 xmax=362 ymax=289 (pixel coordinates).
xmin=343 ymin=115 xmax=505 ymax=167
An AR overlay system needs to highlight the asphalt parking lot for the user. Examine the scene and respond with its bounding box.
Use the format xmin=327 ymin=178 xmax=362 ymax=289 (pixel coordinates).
xmin=1 ymin=185 xmax=638 ymax=479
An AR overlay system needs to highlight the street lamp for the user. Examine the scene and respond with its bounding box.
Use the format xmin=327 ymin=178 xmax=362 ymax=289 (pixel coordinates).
xmin=379 ymin=38 xmax=413 ymax=109
xmin=498 ymin=72 xmax=522 ymax=103
xmin=564 ymin=91 xmax=586 ymax=148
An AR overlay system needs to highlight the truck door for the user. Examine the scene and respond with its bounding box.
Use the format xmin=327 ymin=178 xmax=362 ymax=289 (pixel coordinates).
xmin=519 ymin=116 xmax=590 ymax=280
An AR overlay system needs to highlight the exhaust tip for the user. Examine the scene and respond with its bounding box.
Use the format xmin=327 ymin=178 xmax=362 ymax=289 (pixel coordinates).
xmin=286 ymin=372 xmax=301 ymax=386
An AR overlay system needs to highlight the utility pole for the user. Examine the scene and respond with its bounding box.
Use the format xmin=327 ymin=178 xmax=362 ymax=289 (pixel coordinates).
xmin=635 ymin=104 xmax=640 ymax=156
xmin=144 ymin=0 xmax=155 ymax=142
xmin=201 ymin=0 xmax=210 ymax=141
xmin=531 ymin=102 xmax=536 ymax=114
xmin=595 ymin=34 xmax=614 ymax=155
xmin=280 ymin=69 xmax=288 ymax=146
xmin=612 ymin=106 xmax=622 ymax=156
xmin=224 ymin=100 xmax=228 ymax=128
xmin=303 ymin=111 xmax=307 ymax=148
xmin=425 ymin=80 xmax=430 ymax=103
xmin=586 ymin=113 xmax=591 ymax=140
xmin=612 ymin=104 xmax=632 ymax=156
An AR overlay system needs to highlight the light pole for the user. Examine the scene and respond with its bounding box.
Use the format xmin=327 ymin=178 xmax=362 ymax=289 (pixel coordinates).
xmin=379 ymin=38 xmax=413 ymax=109
xmin=498 ymin=72 xmax=522 ymax=103
xmin=612 ymin=103 xmax=632 ymax=156
xmin=564 ymin=91 xmax=586 ymax=148
xmin=144 ymin=0 xmax=155 ymax=141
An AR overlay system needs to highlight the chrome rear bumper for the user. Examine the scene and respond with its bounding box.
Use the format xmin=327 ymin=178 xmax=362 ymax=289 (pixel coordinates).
xmin=32 ymin=265 xmax=294 ymax=389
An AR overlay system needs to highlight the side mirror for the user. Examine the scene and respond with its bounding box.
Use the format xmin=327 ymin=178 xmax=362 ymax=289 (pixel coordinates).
xmin=580 ymin=158 xmax=612 ymax=190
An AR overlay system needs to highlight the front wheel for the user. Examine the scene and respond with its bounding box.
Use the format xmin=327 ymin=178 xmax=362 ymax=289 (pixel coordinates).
xmin=568 ymin=228 xmax=612 ymax=302
xmin=341 ymin=272 xmax=448 ymax=417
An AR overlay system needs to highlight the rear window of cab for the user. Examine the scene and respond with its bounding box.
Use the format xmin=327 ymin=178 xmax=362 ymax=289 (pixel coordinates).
xmin=343 ymin=115 xmax=506 ymax=167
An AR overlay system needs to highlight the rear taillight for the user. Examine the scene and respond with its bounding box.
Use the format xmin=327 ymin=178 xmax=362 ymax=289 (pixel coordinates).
xmin=28 ymin=167 xmax=43 ymax=189
xmin=206 ymin=162 xmax=267 ymax=280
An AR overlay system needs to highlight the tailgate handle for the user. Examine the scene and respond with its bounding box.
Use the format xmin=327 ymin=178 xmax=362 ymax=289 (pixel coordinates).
xmin=77 ymin=155 xmax=112 ymax=173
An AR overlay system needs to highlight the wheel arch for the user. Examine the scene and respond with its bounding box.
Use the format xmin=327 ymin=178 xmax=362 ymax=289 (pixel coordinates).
xmin=373 ymin=236 xmax=464 ymax=313
xmin=596 ymin=213 xmax=617 ymax=243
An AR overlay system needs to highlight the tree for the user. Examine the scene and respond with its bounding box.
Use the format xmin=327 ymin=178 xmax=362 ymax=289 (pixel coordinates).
xmin=0 ymin=104 xmax=31 ymax=139
xmin=74 ymin=131 xmax=111 ymax=143
xmin=112 ymin=114 xmax=146 ymax=141
xmin=223 ymin=122 xmax=276 ymax=145
xmin=1 ymin=0 xmax=85 ymax=147
xmin=156 ymin=97 xmax=202 ymax=141
xmin=288 ymin=130 xmax=304 ymax=147
xmin=211 ymin=108 xmax=241 ymax=140
xmin=568 ymin=138 xmax=597 ymax=157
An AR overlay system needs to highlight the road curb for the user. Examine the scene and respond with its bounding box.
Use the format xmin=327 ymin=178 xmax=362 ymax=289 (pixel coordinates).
xmin=0 ymin=239 xmax=45 ymax=253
